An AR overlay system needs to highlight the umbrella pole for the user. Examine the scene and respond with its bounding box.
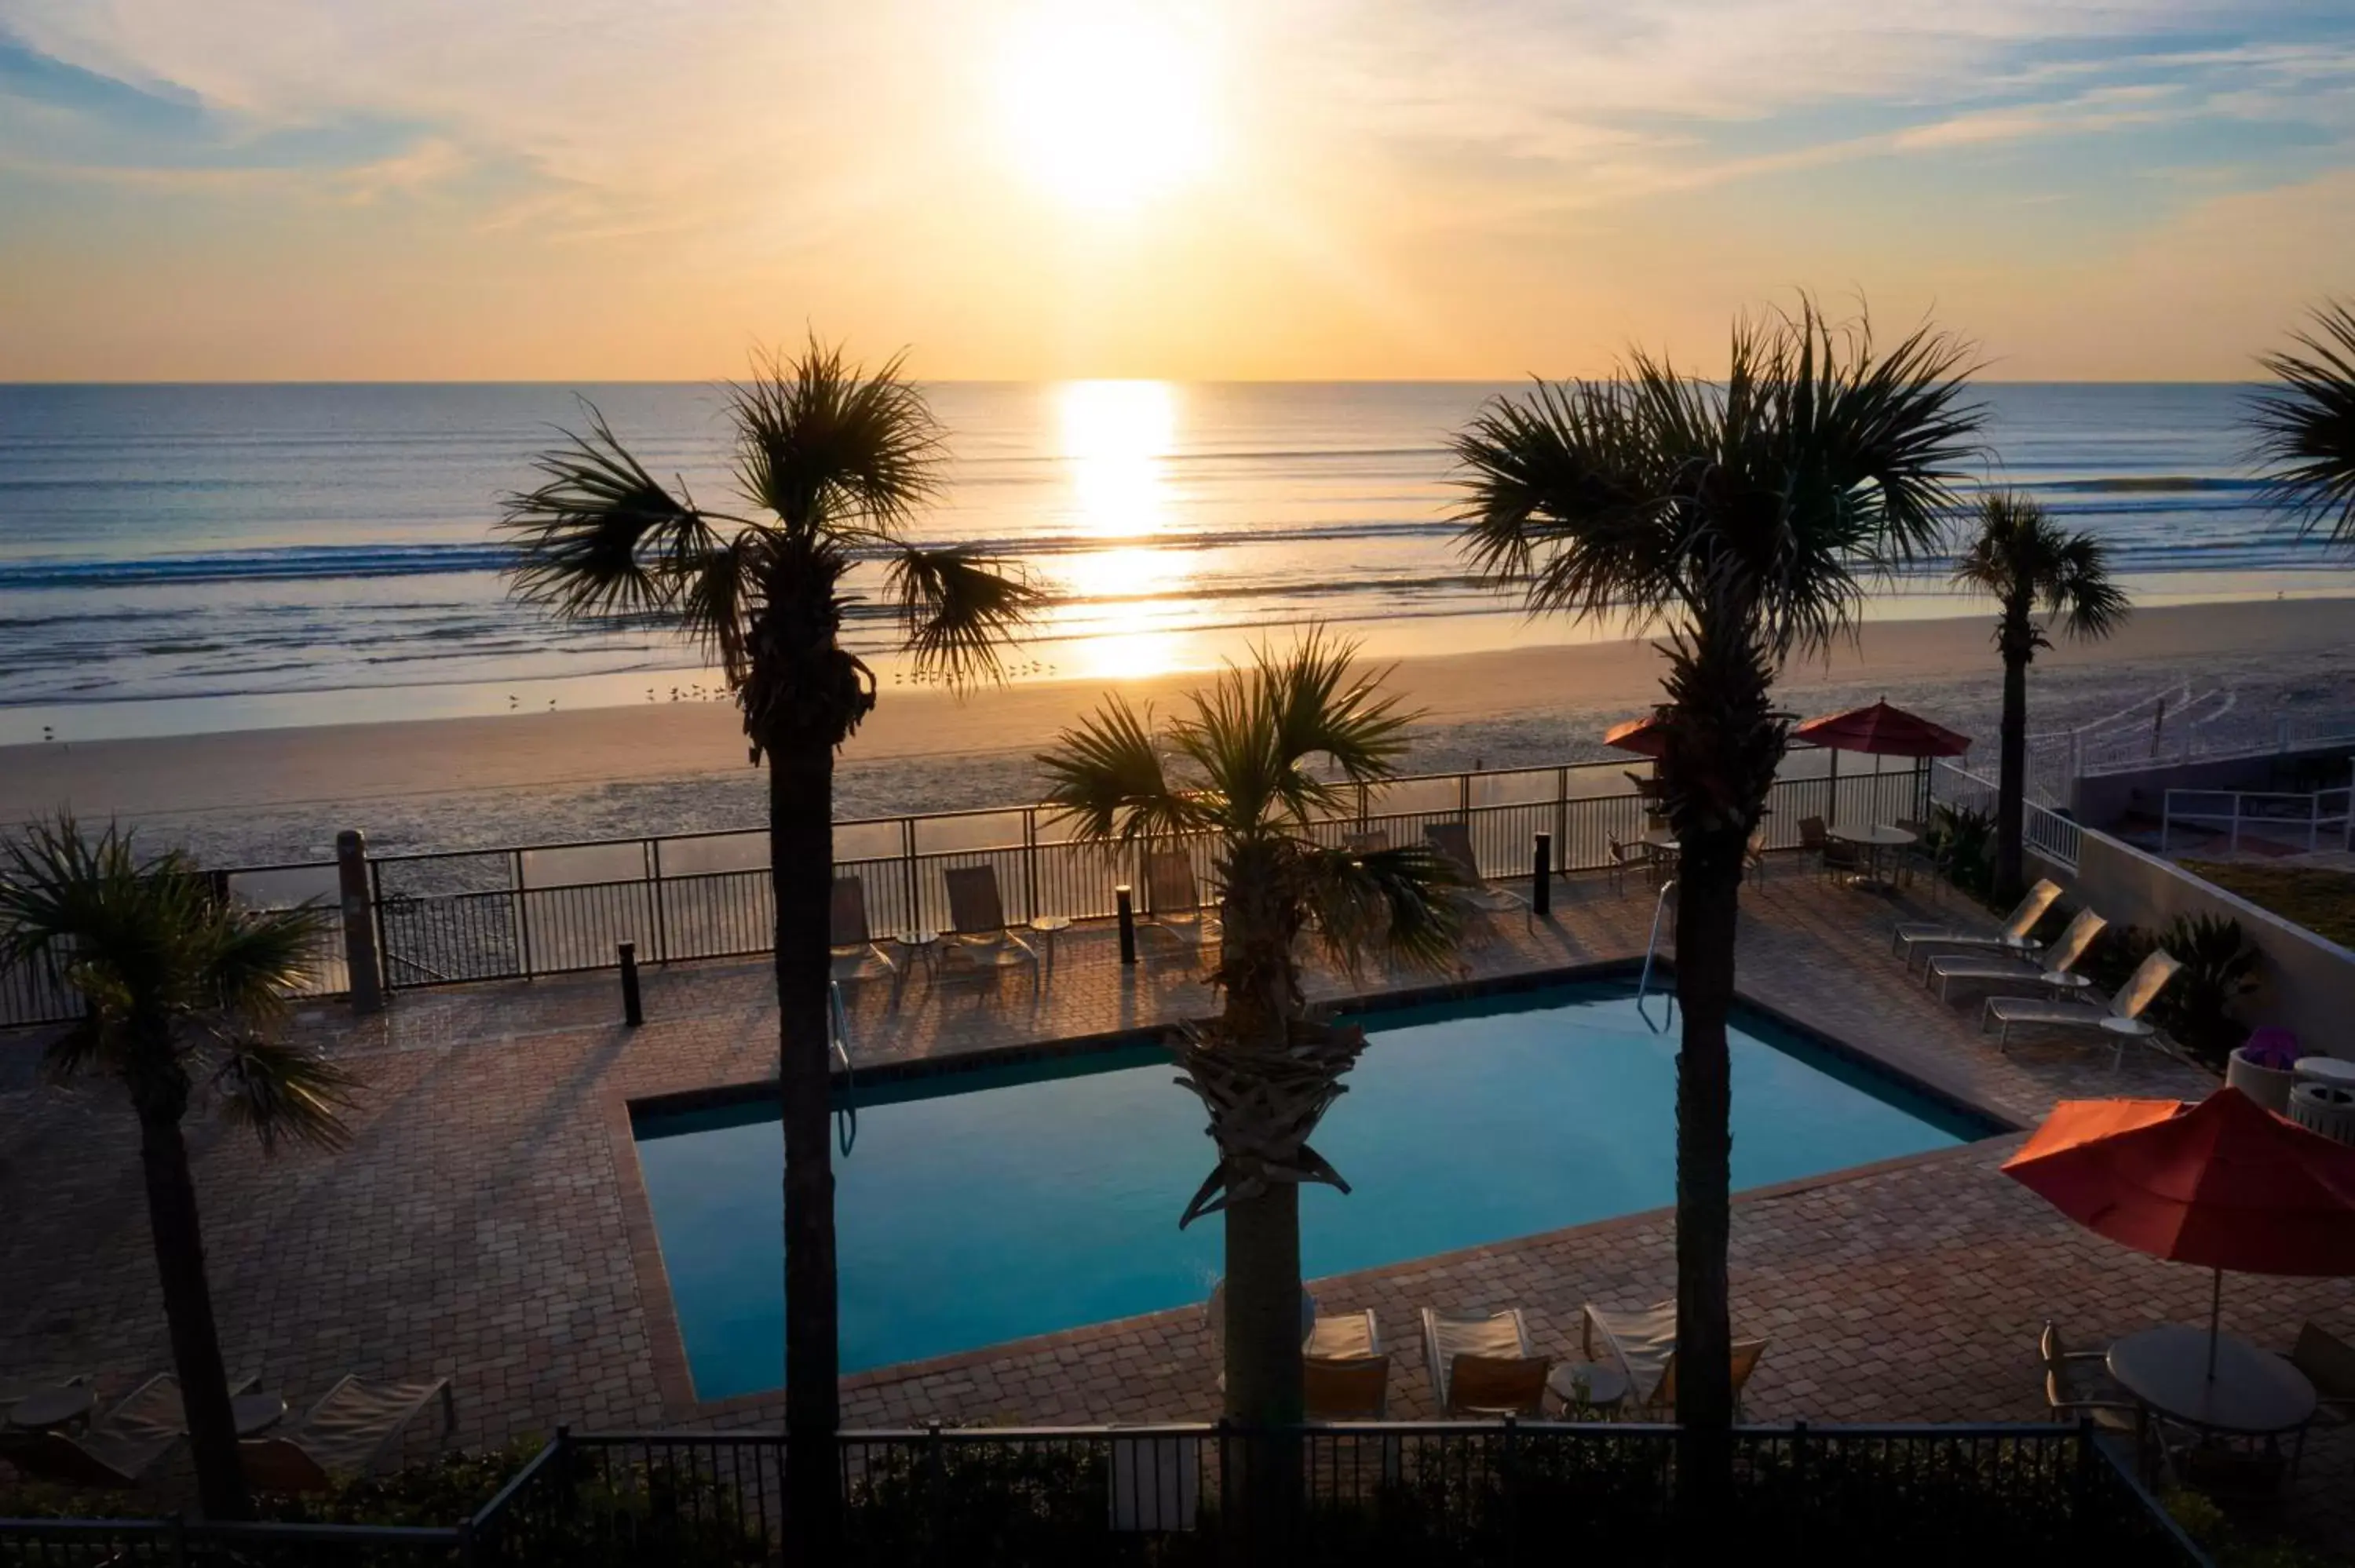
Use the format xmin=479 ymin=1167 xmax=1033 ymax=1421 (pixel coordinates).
xmin=1827 ymin=749 xmax=1838 ymax=828
xmin=2207 ymin=1267 xmax=2222 ymax=1380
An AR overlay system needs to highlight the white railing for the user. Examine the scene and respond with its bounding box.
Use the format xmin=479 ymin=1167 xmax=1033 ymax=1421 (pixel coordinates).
xmin=2025 ymin=681 xmax=2355 ymax=799
xmin=1932 ymin=760 xmax=2083 ymax=873
xmin=2160 ymin=785 xmax=2355 ymax=858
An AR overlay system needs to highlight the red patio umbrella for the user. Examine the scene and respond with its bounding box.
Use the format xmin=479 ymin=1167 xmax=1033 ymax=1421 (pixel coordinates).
xmin=1602 ymin=714 xmax=1670 ymax=759
xmin=2003 ymin=1087 xmax=2355 ymax=1374
xmin=1791 ymin=698 xmax=1970 ymax=757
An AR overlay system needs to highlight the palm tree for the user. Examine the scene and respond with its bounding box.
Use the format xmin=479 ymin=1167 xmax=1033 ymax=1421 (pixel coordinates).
xmin=1036 ymin=634 xmax=1462 ymax=1430
xmin=1451 ymin=302 xmax=1981 ymax=1501
xmin=1950 ymin=493 xmax=2128 ymax=903
xmin=500 ymin=340 xmax=1038 ymax=1546
xmin=2250 ymin=301 xmax=2355 ymax=542
xmin=0 ymin=815 xmax=352 ymax=1520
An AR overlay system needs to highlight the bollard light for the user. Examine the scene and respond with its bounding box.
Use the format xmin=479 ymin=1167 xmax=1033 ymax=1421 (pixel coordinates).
xmin=1115 ymin=884 xmax=1137 ymax=965
xmin=1532 ymin=833 xmax=1552 ymax=918
xmin=619 ymin=940 xmax=644 ymax=1026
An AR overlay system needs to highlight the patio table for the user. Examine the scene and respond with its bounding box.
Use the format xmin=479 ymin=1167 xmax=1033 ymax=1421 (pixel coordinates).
xmin=5 ymin=1383 xmax=93 ymax=1431
xmin=2295 ymin=1056 xmax=2355 ymax=1092
xmin=1828 ymin=822 xmax=1915 ymax=892
xmin=2107 ymin=1327 xmax=2317 ymax=1435
xmin=1028 ymin=916 xmax=1072 ymax=988
xmin=232 ymin=1391 xmax=287 ymax=1436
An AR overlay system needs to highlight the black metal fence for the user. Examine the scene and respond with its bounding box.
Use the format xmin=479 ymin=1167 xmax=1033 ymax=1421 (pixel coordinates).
xmin=0 ymin=753 xmax=1932 ymax=1028
xmin=452 ymin=1420 xmax=2203 ymax=1566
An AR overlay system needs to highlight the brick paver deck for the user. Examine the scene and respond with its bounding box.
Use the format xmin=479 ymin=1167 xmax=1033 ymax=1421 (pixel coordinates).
xmin=4 ymin=865 xmax=2349 ymax=1546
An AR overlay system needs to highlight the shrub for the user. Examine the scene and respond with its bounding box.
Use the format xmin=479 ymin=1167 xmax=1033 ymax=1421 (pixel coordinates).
xmin=2151 ymin=913 xmax=2258 ymax=1070
xmin=1925 ymin=805 xmax=1996 ymax=904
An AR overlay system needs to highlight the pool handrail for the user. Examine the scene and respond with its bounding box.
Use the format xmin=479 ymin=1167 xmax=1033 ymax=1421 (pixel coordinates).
xmin=1636 ymin=878 xmax=1676 ymax=1032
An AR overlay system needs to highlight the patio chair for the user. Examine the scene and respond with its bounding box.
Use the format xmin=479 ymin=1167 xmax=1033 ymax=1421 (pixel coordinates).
xmin=1982 ymin=949 xmax=2182 ymax=1067
xmin=0 ymin=1373 xmax=253 ymax=1489
xmin=940 ymin=866 xmax=1039 ymax=994
xmin=1892 ymin=878 xmax=2064 ymax=973
xmin=1606 ymin=834 xmax=1644 ymax=897
xmin=1420 ymin=1308 xmax=1549 ymax=1417
xmin=1891 ymin=818 xmax=1930 ymax=892
xmin=1141 ymin=850 xmax=1216 ymax=968
xmin=1424 ymin=822 xmax=1532 ymax=934
xmin=1820 ymin=832 xmax=1865 ymax=884
xmin=1639 ymin=1340 xmax=1769 ymax=1420
xmin=829 ymin=874 xmax=898 ymax=985
xmin=1798 ymin=816 xmax=1829 ymax=877
xmin=2288 ymin=1320 xmax=2355 ymax=1428
xmin=2038 ymin=1322 xmax=2139 ymax=1437
xmin=1304 ymin=1309 xmax=1389 ymax=1420
xmin=1744 ymin=824 xmax=1769 ymax=887
xmin=1343 ymin=830 xmax=1392 ymax=855
xmin=239 ymin=1376 xmax=456 ymax=1493
xmin=1924 ymin=908 xmax=2106 ymax=1004
xmin=1583 ymin=1301 xmax=1677 ymax=1405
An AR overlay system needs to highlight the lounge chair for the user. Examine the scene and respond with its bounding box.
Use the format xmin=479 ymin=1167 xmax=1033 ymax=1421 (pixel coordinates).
xmin=1744 ymin=824 xmax=1769 ymax=887
xmin=940 ymin=866 xmax=1039 ymax=993
xmin=1303 ymin=1309 xmax=1389 ymax=1420
xmin=1583 ymin=1300 xmax=1678 ymax=1405
xmin=2288 ymin=1321 xmax=2355 ymax=1428
xmin=2039 ymin=1322 xmax=2138 ymax=1437
xmin=1141 ymin=850 xmax=1216 ymax=968
xmin=1343 ymin=830 xmax=1392 ymax=855
xmin=239 ymin=1376 xmax=456 ymax=1493
xmin=1925 ymin=908 xmax=2106 ymax=1003
xmin=1892 ymin=878 xmax=2064 ymax=973
xmin=1638 ymin=1340 xmax=1769 ymax=1420
xmin=828 ymin=874 xmax=898 ymax=986
xmin=0 ymin=1373 xmax=251 ymax=1489
xmin=1983 ymin=949 xmax=2182 ymax=1066
xmin=2 ymin=1374 xmax=92 ymax=1429
xmin=1421 ymin=1308 xmax=1548 ymax=1417
xmin=1424 ymin=822 xmax=1532 ymax=933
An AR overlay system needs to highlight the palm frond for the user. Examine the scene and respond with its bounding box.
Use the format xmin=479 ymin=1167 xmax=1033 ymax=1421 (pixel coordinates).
xmin=2248 ymin=301 xmax=2355 ymax=542
xmin=1037 ymin=696 xmax=1210 ymax=843
xmin=1948 ymin=492 xmax=2129 ymax=647
xmin=887 ymin=546 xmax=1043 ymax=685
xmin=208 ymin=1036 xmax=356 ymax=1154
xmin=1251 ymin=631 xmax=1417 ymax=820
xmin=198 ymin=902 xmax=333 ymax=1026
xmin=2050 ymin=531 xmax=2130 ymax=641
xmin=499 ymin=405 xmax=723 ymax=621
xmin=729 ymin=337 xmax=944 ymax=536
xmin=1294 ymin=842 xmax=1465 ymax=979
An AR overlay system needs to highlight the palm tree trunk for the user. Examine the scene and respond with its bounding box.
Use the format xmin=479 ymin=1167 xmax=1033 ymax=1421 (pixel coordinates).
xmin=1670 ymin=823 xmax=1740 ymax=1516
xmin=134 ymin=1101 xmax=250 ymax=1520
xmin=772 ymin=743 xmax=842 ymax=1555
xmin=1994 ymin=611 xmax=2032 ymax=906
xmin=1221 ymin=1186 xmax=1304 ymax=1428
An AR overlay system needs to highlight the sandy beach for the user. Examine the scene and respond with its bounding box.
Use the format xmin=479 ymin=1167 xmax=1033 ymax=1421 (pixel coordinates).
xmin=5 ymin=598 xmax=2350 ymax=867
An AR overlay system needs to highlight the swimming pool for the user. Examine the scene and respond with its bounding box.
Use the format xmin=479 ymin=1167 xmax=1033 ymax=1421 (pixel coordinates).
xmin=631 ymin=981 xmax=1993 ymax=1400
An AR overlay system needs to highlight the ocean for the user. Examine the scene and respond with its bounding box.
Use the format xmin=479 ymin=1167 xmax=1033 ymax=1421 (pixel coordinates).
xmin=1 ymin=381 xmax=2347 ymax=742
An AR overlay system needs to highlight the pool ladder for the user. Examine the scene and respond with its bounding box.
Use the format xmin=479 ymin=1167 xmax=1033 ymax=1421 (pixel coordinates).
xmin=1636 ymin=878 xmax=1676 ymax=1033
xmin=830 ymin=980 xmax=858 ymax=1157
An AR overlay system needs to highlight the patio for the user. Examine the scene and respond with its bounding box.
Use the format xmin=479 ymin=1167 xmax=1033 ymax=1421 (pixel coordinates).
xmin=2 ymin=862 xmax=2349 ymax=1550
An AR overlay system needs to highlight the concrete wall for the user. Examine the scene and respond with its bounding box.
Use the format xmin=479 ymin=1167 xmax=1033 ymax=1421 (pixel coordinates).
xmin=2030 ymin=828 xmax=2355 ymax=1062
xmin=2068 ymin=744 xmax=2355 ymax=833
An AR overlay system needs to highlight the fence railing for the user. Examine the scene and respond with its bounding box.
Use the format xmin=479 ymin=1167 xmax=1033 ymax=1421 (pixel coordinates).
xmin=2160 ymin=786 xmax=2355 ymax=859
xmin=2025 ymin=682 xmax=2355 ymax=801
xmin=440 ymin=1420 xmax=2207 ymax=1566
xmin=0 ymin=752 xmax=1931 ymax=1029
xmin=1931 ymin=761 xmax=2083 ymax=874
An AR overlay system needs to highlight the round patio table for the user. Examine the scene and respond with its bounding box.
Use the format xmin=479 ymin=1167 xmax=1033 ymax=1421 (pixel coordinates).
xmin=1546 ymin=1360 xmax=1630 ymax=1417
xmin=2106 ymin=1327 xmax=2317 ymax=1435
xmin=5 ymin=1383 xmax=92 ymax=1431
xmin=1028 ymin=916 xmax=1072 ymax=987
xmin=1828 ymin=822 xmax=1915 ymax=891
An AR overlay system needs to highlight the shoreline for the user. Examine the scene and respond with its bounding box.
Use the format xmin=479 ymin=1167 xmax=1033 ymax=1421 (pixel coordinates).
xmin=5 ymin=598 xmax=2351 ymax=866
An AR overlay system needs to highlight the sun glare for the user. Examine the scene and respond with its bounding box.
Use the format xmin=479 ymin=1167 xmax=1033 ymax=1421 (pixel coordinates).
xmin=996 ymin=4 xmax=1218 ymax=212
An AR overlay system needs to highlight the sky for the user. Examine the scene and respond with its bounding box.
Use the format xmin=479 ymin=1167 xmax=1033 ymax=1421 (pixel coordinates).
xmin=0 ymin=0 xmax=2350 ymax=381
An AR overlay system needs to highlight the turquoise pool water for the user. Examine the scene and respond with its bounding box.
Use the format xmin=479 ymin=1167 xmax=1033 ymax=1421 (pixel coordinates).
xmin=632 ymin=983 xmax=1990 ymax=1400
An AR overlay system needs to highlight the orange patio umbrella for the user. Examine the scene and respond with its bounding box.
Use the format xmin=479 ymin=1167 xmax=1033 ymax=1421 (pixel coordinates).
xmin=1791 ymin=698 xmax=1970 ymax=758
xmin=1602 ymin=713 xmax=1670 ymax=760
xmin=2003 ymin=1087 xmax=2355 ymax=1374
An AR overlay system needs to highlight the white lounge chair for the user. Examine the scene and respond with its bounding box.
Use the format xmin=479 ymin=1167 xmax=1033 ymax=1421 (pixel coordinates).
xmin=1423 ymin=822 xmax=1532 ymax=933
xmin=239 ymin=1375 xmax=456 ymax=1493
xmin=940 ymin=866 xmax=1039 ymax=993
xmin=1983 ymin=949 xmax=2183 ymax=1067
xmin=1303 ymin=1309 xmax=1389 ymax=1420
xmin=1892 ymin=878 xmax=2064 ymax=973
xmin=1925 ymin=908 xmax=2106 ymax=1003
xmin=1140 ymin=850 xmax=1216 ymax=968
xmin=1421 ymin=1307 xmax=1549 ymax=1417
xmin=1583 ymin=1300 xmax=1678 ymax=1406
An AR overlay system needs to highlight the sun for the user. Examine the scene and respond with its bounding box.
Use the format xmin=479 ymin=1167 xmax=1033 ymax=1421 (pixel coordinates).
xmin=995 ymin=4 xmax=1218 ymax=213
